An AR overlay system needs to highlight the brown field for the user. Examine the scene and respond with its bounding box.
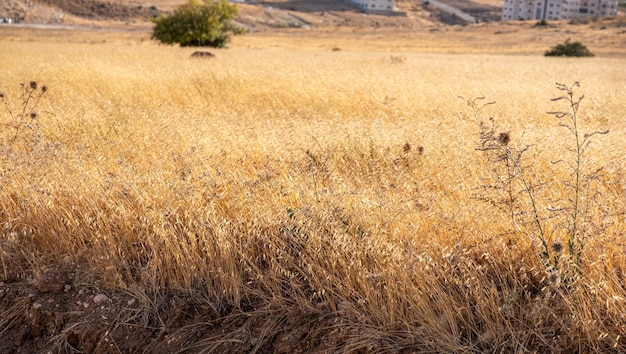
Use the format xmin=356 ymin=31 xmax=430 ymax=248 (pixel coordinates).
xmin=1 ymin=18 xmax=626 ymax=353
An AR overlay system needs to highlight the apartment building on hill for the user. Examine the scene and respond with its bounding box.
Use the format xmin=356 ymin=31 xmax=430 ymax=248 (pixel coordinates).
xmin=350 ymin=0 xmax=396 ymax=13
xmin=502 ymin=0 xmax=618 ymax=21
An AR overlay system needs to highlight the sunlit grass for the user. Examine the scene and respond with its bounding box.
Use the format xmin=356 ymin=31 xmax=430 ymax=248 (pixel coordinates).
xmin=1 ymin=37 xmax=626 ymax=351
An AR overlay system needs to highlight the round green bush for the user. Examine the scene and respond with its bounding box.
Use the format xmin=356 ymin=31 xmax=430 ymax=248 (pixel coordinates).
xmin=152 ymin=0 xmax=245 ymax=48
xmin=545 ymin=40 xmax=594 ymax=57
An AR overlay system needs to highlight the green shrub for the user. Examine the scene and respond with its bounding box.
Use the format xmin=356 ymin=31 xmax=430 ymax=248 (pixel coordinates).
xmin=544 ymin=40 xmax=594 ymax=57
xmin=151 ymin=0 xmax=245 ymax=48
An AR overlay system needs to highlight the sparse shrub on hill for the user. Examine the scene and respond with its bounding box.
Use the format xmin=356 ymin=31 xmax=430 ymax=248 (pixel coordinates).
xmin=545 ymin=40 xmax=594 ymax=57
xmin=33 ymin=0 xmax=160 ymax=20
xmin=151 ymin=0 xmax=245 ymax=48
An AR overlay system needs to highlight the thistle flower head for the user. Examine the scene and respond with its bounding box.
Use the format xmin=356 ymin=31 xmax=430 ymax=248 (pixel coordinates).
xmin=498 ymin=131 xmax=510 ymax=146
xmin=29 ymin=81 xmax=38 ymax=90
xmin=548 ymin=272 xmax=561 ymax=286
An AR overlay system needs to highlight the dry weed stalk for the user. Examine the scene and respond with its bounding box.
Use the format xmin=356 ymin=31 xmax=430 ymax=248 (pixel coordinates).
xmin=547 ymin=81 xmax=609 ymax=275
xmin=462 ymin=82 xmax=609 ymax=283
xmin=460 ymin=96 xmax=549 ymax=263
xmin=0 ymin=80 xmax=50 ymax=191
xmin=0 ymin=81 xmax=47 ymax=145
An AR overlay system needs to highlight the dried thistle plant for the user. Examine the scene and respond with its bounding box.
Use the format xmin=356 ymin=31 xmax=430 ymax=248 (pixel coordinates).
xmin=0 ymin=81 xmax=51 ymax=191
xmin=459 ymin=96 xmax=549 ymax=265
xmin=0 ymin=81 xmax=48 ymax=145
xmin=461 ymin=82 xmax=609 ymax=283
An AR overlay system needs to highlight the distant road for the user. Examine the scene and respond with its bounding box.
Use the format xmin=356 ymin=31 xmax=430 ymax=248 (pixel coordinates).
xmin=427 ymin=0 xmax=477 ymax=23
xmin=1 ymin=22 xmax=96 ymax=31
xmin=0 ymin=22 xmax=147 ymax=32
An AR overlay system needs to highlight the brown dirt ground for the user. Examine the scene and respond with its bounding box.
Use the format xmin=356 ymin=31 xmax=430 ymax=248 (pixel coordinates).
xmin=0 ymin=266 xmax=346 ymax=353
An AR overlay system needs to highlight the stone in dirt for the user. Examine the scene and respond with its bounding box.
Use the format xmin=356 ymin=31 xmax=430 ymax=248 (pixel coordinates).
xmin=93 ymin=294 xmax=110 ymax=304
xmin=191 ymin=51 xmax=215 ymax=58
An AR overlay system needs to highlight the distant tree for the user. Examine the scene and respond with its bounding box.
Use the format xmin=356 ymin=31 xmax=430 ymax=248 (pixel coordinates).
xmin=545 ymin=40 xmax=594 ymax=57
xmin=151 ymin=0 xmax=245 ymax=48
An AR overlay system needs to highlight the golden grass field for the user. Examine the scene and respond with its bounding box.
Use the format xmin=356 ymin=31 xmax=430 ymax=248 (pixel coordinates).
xmin=1 ymin=24 xmax=626 ymax=352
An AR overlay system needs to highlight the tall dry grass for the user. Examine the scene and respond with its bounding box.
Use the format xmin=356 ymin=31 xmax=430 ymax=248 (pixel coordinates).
xmin=1 ymin=39 xmax=626 ymax=352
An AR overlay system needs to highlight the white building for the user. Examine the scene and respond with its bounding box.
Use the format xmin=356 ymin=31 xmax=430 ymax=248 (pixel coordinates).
xmin=351 ymin=0 xmax=396 ymax=12
xmin=502 ymin=0 xmax=618 ymax=21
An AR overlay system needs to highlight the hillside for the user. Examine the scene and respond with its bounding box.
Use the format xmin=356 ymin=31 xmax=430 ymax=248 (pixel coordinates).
xmin=0 ymin=0 xmax=504 ymax=28
xmin=5 ymin=0 xmax=625 ymax=31
xmin=0 ymin=0 xmax=163 ymax=24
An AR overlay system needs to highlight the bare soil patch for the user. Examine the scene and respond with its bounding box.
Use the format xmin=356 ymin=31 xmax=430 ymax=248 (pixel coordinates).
xmin=0 ymin=272 xmax=342 ymax=353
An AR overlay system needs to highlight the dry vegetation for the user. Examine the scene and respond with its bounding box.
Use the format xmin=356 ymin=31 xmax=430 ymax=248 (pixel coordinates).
xmin=1 ymin=28 xmax=626 ymax=353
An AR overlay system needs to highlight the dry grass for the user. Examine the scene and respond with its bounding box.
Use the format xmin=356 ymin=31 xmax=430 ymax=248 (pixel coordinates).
xmin=1 ymin=31 xmax=626 ymax=352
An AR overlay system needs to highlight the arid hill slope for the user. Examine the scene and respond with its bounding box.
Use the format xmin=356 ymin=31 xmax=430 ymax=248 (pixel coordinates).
xmin=1 ymin=0 xmax=504 ymax=27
